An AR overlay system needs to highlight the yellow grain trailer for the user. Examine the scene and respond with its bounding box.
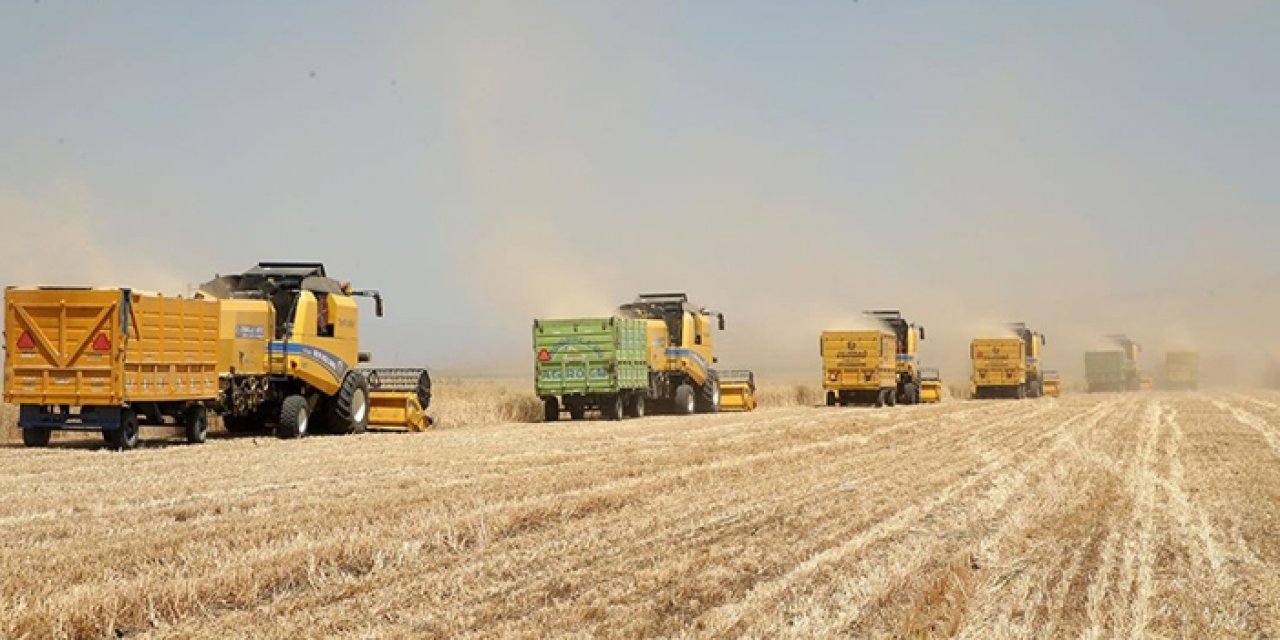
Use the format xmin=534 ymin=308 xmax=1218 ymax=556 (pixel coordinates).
xmin=821 ymin=329 xmax=898 ymax=407
xmin=4 ymin=287 xmax=219 ymax=449
xmin=716 ymin=370 xmax=757 ymax=412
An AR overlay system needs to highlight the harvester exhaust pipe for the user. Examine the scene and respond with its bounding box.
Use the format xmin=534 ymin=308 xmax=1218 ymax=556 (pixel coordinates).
xmin=351 ymin=290 xmax=384 ymax=317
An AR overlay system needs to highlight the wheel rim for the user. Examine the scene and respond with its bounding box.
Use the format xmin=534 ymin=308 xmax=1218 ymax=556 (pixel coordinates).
xmin=298 ymin=407 xmax=309 ymax=435
xmin=686 ymin=392 xmax=694 ymax=413
xmin=352 ymin=389 xmax=368 ymax=423
xmin=712 ymin=387 xmax=720 ymax=408
xmin=636 ymin=398 xmax=644 ymax=417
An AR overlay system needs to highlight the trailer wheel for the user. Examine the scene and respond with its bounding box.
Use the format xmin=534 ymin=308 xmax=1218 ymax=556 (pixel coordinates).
xmin=183 ymin=405 xmax=208 ymax=444
xmin=568 ymin=399 xmax=586 ymax=421
xmin=628 ymin=394 xmax=646 ymax=418
xmin=1016 ymin=384 xmax=1027 ymax=400
xmin=674 ymin=384 xmax=696 ymax=415
xmin=21 ymin=427 xmax=52 ymax=448
xmin=333 ymin=373 xmax=370 ymax=435
xmin=107 ymin=410 xmax=140 ymax=451
xmin=602 ymin=394 xmax=625 ymax=421
xmin=277 ymin=395 xmax=309 ymax=439
xmin=886 ymin=387 xmax=897 ymax=407
xmin=543 ymin=397 xmax=560 ymax=422
xmin=874 ymin=389 xmax=886 ymax=408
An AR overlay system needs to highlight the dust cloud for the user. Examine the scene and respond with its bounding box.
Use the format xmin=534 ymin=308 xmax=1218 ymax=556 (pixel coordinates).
xmin=0 ymin=187 xmax=187 ymax=295
xmin=420 ymin=3 xmax=1279 ymax=385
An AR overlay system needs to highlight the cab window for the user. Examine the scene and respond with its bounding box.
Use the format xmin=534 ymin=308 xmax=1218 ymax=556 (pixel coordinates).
xmin=316 ymin=293 xmax=335 ymax=337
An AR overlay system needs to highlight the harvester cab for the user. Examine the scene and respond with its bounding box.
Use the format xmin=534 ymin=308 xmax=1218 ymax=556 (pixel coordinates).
xmin=198 ymin=261 xmax=431 ymax=438
xmin=864 ymin=310 xmax=926 ymax=404
xmin=618 ymin=293 xmax=725 ymax=414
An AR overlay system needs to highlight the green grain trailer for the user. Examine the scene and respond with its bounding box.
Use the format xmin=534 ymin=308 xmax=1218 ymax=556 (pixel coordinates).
xmin=534 ymin=317 xmax=649 ymax=421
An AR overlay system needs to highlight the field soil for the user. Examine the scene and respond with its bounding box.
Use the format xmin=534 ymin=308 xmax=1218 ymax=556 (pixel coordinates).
xmin=2 ymin=391 xmax=1280 ymax=638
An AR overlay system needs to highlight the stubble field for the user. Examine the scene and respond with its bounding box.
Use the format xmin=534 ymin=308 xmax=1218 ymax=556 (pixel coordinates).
xmin=2 ymin=390 xmax=1279 ymax=639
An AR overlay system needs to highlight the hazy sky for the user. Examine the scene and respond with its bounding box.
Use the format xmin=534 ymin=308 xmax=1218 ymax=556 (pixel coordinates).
xmin=2 ymin=1 xmax=1277 ymax=378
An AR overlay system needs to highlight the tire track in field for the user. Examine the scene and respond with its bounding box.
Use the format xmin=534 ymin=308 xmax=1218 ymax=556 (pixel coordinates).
xmin=1209 ymin=397 xmax=1280 ymax=460
xmin=943 ymin=395 xmax=1146 ymax=640
xmin=689 ymin=398 xmax=1122 ymax=638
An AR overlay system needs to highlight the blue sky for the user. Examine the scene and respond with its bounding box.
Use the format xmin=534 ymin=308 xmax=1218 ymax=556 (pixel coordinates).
xmin=1 ymin=1 xmax=1276 ymax=375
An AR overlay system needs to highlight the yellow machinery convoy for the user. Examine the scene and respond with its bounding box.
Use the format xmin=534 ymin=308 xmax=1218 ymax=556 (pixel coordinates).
xmin=716 ymin=370 xmax=757 ymax=412
xmin=919 ymin=367 xmax=944 ymax=403
xmin=615 ymin=293 xmax=726 ymax=415
xmin=1042 ymin=370 xmax=1062 ymax=397
xmin=3 ymin=262 xmax=431 ymax=449
xmin=971 ymin=323 xmax=1047 ymax=399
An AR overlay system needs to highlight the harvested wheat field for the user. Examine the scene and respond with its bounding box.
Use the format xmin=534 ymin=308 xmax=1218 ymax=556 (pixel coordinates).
xmin=3 ymin=391 xmax=1280 ymax=639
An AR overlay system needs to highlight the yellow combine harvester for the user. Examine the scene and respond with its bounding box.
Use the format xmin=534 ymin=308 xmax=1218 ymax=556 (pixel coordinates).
xmin=198 ymin=262 xmax=431 ymax=437
xmin=716 ymin=370 xmax=757 ymax=412
xmin=616 ymin=293 xmax=726 ymax=414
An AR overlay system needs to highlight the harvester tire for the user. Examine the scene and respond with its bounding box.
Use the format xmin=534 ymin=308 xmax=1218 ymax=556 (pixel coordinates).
xmin=333 ymin=373 xmax=370 ymax=435
xmin=277 ymin=395 xmax=309 ymax=439
xmin=627 ymin=394 xmax=646 ymax=418
xmin=107 ymin=410 xmax=140 ymax=451
xmin=22 ymin=427 xmax=51 ymax=448
xmin=826 ymin=391 xmax=837 ymax=407
xmin=543 ymin=397 xmax=560 ymax=422
xmin=603 ymin=394 xmax=625 ymax=421
xmin=696 ymin=372 xmax=721 ymax=414
xmin=674 ymin=384 xmax=696 ymax=415
xmin=903 ymin=383 xmax=919 ymax=405
xmin=183 ymin=405 xmax=208 ymax=444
